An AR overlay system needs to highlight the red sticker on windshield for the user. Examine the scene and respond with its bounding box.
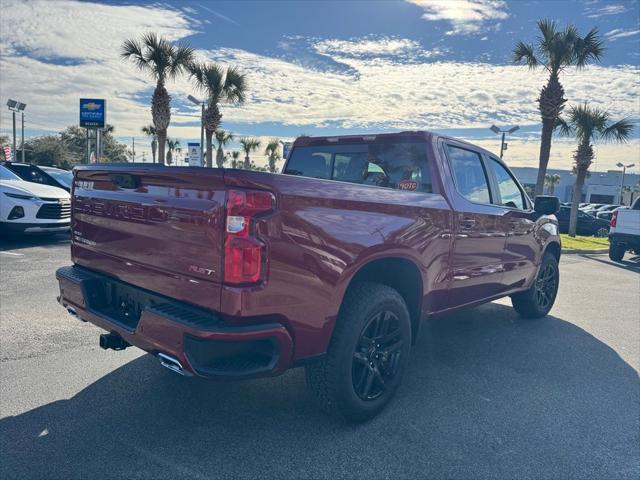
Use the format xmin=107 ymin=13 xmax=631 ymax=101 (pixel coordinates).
xmin=398 ymin=180 xmax=418 ymax=191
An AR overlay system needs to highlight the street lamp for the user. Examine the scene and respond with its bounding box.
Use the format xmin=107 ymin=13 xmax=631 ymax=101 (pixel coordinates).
xmin=6 ymin=99 xmax=26 ymax=162
xmin=616 ymin=162 xmax=635 ymax=205
xmin=489 ymin=124 xmax=519 ymax=159
xmin=188 ymin=95 xmax=206 ymax=166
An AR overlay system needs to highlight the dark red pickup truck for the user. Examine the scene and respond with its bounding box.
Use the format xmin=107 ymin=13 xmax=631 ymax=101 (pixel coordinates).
xmin=57 ymin=131 xmax=561 ymax=421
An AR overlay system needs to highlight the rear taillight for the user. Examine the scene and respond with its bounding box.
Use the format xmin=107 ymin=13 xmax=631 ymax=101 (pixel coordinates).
xmin=224 ymin=189 xmax=274 ymax=285
xmin=610 ymin=210 xmax=618 ymax=228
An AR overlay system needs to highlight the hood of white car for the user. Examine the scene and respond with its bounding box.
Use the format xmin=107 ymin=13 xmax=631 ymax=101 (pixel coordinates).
xmin=0 ymin=179 xmax=70 ymax=200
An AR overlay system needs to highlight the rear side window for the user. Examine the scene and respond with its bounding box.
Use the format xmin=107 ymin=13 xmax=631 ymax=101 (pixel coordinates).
xmin=489 ymin=158 xmax=526 ymax=210
xmin=446 ymin=145 xmax=491 ymax=203
xmin=284 ymin=141 xmax=432 ymax=192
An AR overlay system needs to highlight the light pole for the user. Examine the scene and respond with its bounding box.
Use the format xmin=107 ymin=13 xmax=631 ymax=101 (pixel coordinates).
xmin=489 ymin=125 xmax=519 ymax=159
xmin=188 ymin=95 xmax=205 ymax=166
xmin=6 ymin=99 xmax=26 ymax=162
xmin=616 ymin=162 xmax=635 ymax=205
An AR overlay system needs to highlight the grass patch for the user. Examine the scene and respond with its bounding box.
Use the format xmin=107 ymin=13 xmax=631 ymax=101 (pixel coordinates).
xmin=561 ymin=234 xmax=609 ymax=250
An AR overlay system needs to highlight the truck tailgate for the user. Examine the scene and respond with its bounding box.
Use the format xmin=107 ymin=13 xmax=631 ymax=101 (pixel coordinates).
xmin=615 ymin=209 xmax=640 ymax=236
xmin=71 ymin=166 xmax=227 ymax=311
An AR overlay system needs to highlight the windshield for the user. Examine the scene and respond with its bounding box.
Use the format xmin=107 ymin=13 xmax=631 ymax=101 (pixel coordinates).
xmin=0 ymin=165 xmax=22 ymax=181
xmin=42 ymin=167 xmax=73 ymax=188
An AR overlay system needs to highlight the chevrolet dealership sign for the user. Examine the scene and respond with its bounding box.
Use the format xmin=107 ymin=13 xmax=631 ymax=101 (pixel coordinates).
xmin=79 ymin=98 xmax=106 ymax=128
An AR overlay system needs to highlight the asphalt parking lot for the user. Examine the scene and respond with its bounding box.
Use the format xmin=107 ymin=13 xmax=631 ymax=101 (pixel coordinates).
xmin=1 ymin=234 xmax=639 ymax=480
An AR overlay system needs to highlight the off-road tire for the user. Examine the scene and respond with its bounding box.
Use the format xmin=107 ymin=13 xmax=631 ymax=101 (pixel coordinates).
xmin=305 ymin=282 xmax=411 ymax=423
xmin=511 ymin=252 xmax=559 ymax=319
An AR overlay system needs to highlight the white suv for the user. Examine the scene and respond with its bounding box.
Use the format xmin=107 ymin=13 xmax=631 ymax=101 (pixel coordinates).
xmin=0 ymin=165 xmax=71 ymax=234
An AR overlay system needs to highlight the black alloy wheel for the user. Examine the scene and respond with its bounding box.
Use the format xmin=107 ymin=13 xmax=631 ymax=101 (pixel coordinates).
xmin=352 ymin=310 xmax=403 ymax=401
xmin=534 ymin=262 xmax=557 ymax=311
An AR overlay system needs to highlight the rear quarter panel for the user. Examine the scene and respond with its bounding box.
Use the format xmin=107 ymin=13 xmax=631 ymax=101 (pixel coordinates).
xmin=223 ymin=169 xmax=453 ymax=359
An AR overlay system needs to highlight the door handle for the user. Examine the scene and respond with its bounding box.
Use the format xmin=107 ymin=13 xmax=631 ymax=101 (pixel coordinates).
xmin=459 ymin=218 xmax=476 ymax=229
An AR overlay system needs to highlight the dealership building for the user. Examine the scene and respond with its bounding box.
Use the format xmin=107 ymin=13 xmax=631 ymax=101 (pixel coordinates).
xmin=511 ymin=167 xmax=640 ymax=205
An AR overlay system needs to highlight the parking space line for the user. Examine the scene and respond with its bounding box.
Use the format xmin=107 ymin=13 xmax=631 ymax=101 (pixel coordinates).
xmin=0 ymin=252 xmax=25 ymax=257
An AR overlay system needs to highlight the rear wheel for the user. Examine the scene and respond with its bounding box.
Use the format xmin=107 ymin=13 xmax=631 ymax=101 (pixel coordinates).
xmin=595 ymin=227 xmax=609 ymax=238
xmin=609 ymin=242 xmax=625 ymax=261
xmin=511 ymin=252 xmax=559 ymax=319
xmin=305 ymin=282 xmax=411 ymax=422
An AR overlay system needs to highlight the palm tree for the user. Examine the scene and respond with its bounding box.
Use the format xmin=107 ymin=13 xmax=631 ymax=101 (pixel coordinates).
xmin=165 ymin=138 xmax=181 ymax=166
xmin=230 ymin=151 xmax=241 ymax=169
xmin=141 ymin=125 xmax=157 ymax=163
xmin=121 ymin=33 xmax=194 ymax=164
xmin=513 ymin=19 xmax=604 ymax=197
xmin=557 ymin=104 xmax=632 ymax=237
xmin=264 ymin=139 xmax=281 ymax=173
xmin=214 ymin=129 xmax=234 ymax=168
xmin=544 ymin=173 xmax=561 ymax=196
xmin=239 ymin=138 xmax=260 ymax=170
xmin=188 ymin=62 xmax=247 ymax=167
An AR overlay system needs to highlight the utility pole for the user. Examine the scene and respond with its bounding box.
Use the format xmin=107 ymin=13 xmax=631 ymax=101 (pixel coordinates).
xmin=132 ymin=137 xmax=136 ymax=162
xmin=21 ymin=111 xmax=25 ymax=162
xmin=12 ymin=110 xmax=16 ymax=161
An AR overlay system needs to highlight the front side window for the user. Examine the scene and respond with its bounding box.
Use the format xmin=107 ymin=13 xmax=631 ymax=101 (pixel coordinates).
xmin=446 ymin=145 xmax=491 ymax=203
xmin=284 ymin=141 xmax=432 ymax=192
xmin=490 ymin=158 xmax=525 ymax=210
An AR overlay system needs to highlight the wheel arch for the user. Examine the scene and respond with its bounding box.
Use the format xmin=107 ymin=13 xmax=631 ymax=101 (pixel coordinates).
xmin=544 ymin=240 xmax=561 ymax=264
xmin=337 ymin=256 xmax=424 ymax=344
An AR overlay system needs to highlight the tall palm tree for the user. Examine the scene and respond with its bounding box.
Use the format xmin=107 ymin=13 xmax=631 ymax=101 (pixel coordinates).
xmin=544 ymin=173 xmax=561 ymax=196
xmin=121 ymin=33 xmax=193 ymax=165
xmin=230 ymin=151 xmax=241 ymax=169
xmin=264 ymin=139 xmax=281 ymax=173
xmin=557 ymin=104 xmax=632 ymax=237
xmin=214 ymin=129 xmax=234 ymax=168
xmin=239 ymin=138 xmax=260 ymax=169
xmin=188 ymin=62 xmax=247 ymax=167
xmin=141 ymin=125 xmax=157 ymax=163
xmin=513 ymin=19 xmax=604 ymax=197
xmin=165 ymin=138 xmax=181 ymax=166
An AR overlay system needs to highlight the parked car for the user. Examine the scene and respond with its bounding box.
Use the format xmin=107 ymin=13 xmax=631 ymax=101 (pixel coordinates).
xmin=596 ymin=206 xmax=626 ymax=222
xmin=556 ymin=205 xmax=610 ymax=236
xmin=0 ymin=165 xmax=71 ymax=234
xmin=2 ymin=161 xmax=72 ymax=192
xmin=608 ymin=198 xmax=640 ymax=261
xmin=580 ymin=203 xmax=606 ymax=215
xmin=56 ymin=131 xmax=561 ymax=421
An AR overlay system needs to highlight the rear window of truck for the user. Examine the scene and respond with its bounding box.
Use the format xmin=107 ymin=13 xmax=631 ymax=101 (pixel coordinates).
xmin=284 ymin=141 xmax=432 ymax=193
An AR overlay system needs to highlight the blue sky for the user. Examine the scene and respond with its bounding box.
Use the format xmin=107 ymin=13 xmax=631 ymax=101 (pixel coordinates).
xmin=1 ymin=0 xmax=639 ymax=171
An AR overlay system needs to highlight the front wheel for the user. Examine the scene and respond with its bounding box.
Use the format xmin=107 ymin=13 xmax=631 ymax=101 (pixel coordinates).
xmin=305 ymin=282 xmax=412 ymax=422
xmin=511 ymin=252 xmax=559 ymax=319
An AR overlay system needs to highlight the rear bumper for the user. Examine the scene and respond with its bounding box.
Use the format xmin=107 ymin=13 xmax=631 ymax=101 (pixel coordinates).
xmin=56 ymin=266 xmax=294 ymax=379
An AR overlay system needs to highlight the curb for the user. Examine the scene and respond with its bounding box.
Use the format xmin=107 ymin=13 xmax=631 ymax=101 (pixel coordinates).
xmin=561 ymin=248 xmax=609 ymax=254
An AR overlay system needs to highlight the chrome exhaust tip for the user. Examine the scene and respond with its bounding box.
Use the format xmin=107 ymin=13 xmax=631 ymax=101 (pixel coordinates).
xmin=158 ymin=353 xmax=192 ymax=377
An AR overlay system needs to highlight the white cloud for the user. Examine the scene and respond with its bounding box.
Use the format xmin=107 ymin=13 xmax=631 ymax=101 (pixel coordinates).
xmin=587 ymin=3 xmax=627 ymax=18
xmin=405 ymin=0 xmax=508 ymax=35
xmin=605 ymin=28 xmax=640 ymax=40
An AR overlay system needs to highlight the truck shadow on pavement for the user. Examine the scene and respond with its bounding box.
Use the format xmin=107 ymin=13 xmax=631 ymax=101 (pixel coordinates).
xmin=1 ymin=303 xmax=638 ymax=480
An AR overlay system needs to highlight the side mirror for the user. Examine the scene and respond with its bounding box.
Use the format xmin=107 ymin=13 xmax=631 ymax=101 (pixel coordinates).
xmin=534 ymin=195 xmax=560 ymax=215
